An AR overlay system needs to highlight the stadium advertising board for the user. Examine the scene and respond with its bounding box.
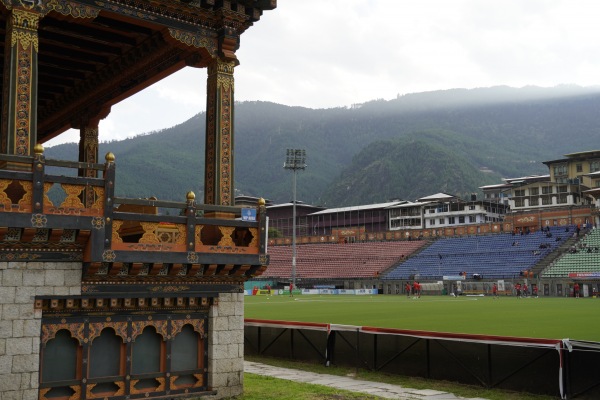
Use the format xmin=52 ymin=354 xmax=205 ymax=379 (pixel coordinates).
xmin=568 ymin=272 xmax=600 ymax=278
xmin=443 ymin=275 xmax=465 ymax=280
xmin=300 ymin=289 xmax=378 ymax=295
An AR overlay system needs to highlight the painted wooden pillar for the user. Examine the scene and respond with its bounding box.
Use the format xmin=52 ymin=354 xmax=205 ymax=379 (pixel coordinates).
xmin=204 ymin=58 xmax=235 ymax=208
xmin=78 ymin=125 xmax=99 ymax=177
xmin=1 ymin=8 xmax=40 ymax=164
xmin=79 ymin=125 xmax=100 ymax=207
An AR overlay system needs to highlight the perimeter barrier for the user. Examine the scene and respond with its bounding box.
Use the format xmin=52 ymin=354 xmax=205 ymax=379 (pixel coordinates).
xmin=244 ymin=319 xmax=600 ymax=399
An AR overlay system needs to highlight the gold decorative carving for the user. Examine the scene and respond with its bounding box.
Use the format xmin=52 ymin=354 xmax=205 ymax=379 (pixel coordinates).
xmin=93 ymin=186 xmax=105 ymax=211
xmin=41 ymin=322 xmax=85 ymax=346
xmin=0 ymin=180 xmax=13 ymax=210
xmin=86 ymin=381 xmax=124 ymax=399
xmin=195 ymin=225 xmax=204 ymax=245
xmin=217 ymin=73 xmax=234 ymax=92
xmin=112 ymin=220 xmax=123 ymax=243
xmin=39 ymin=388 xmax=50 ymax=399
xmin=218 ymin=226 xmax=235 ymax=247
xmin=131 ymin=320 xmax=168 ymax=342
xmin=168 ymin=28 xmax=217 ymax=55
xmin=59 ymin=184 xmax=85 ymax=209
xmin=18 ymin=181 xmax=33 ymax=211
xmin=88 ymin=321 xmax=128 ymax=344
xmin=248 ymin=227 xmax=259 ymax=248
xmin=140 ymin=221 xmax=160 ymax=244
xmin=130 ymin=377 xmax=165 ymax=395
xmin=170 ymin=374 xmax=203 ymax=390
xmin=47 ymin=0 xmax=101 ymax=19
xmin=70 ymin=385 xmax=81 ymax=400
xmin=175 ymin=224 xmax=187 ymax=245
xmin=10 ymin=10 xmax=39 ymax=52
xmin=39 ymin=385 xmax=80 ymax=400
xmin=209 ymin=58 xmax=235 ymax=76
xmin=171 ymin=318 xmax=205 ymax=338
xmin=148 ymin=285 xmax=190 ymax=293
xmin=12 ymin=29 xmax=38 ymax=52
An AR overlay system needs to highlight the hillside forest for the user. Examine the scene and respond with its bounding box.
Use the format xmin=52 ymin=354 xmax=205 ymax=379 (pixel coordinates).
xmin=45 ymin=85 xmax=600 ymax=208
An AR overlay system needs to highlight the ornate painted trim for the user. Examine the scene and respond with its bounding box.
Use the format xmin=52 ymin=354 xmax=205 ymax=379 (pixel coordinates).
xmin=171 ymin=318 xmax=205 ymax=339
xmin=18 ymin=181 xmax=33 ymax=211
xmin=102 ymin=249 xmax=116 ymax=262
xmin=31 ymin=213 xmax=47 ymax=228
xmin=91 ymin=216 xmax=105 ymax=229
xmin=168 ymin=28 xmax=217 ymax=56
xmin=130 ymin=319 xmax=169 ymax=342
xmin=248 ymin=227 xmax=259 ymax=248
xmin=187 ymin=251 xmax=198 ymax=263
xmin=169 ymin=373 xmax=203 ymax=390
xmin=0 ymin=180 xmax=13 ymax=210
xmin=218 ymin=226 xmax=235 ymax=247
xmin=86 ymin=381 xmax=125 ymax=399
xmin=88 ymin=320 xmax=129 ymax=344
xmin=41 ymin=321 xmax=85 ymax=346
xmin=47 ymin=0 xmax=101 ymax=19
xmin=93 ymin=1 xmax=159 ymax=21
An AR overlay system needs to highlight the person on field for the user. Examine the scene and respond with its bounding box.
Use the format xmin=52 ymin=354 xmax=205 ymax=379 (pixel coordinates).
xmin=515 ymin=282 xmax=522 ymax=298
xmin=532 ymin=285 xmax=538 ymax=298
xmin=523 ymin=283 xmax=528 ymax=297
xmin=492 ymin=283 xmax=498 ymax=299
xmin=405 ymin=282 xmax=411 ymax=298
xmin=574 ymin=282 xmax=580 ymax=298
xmin=289 ymin=282 xmax=294 ymax=297
xmin=412 ymin=281 xmax=421 ymax=298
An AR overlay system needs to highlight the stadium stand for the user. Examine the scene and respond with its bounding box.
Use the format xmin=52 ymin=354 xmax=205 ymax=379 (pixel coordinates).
xmin=264 ymin=240 xmax=427 ymax=279
xmin=541 ymin=228 xmax=600 ymax=278
xmin=382 ymin=226 xmax=569 ymax=280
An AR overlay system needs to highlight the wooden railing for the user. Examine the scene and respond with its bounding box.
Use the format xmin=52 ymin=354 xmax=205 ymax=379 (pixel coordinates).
xmin=0 ymin=146 xmax=267 ymax=268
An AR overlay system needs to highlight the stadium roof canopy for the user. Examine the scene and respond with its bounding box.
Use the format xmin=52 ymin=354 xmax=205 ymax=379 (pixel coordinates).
xmin=307 ymin=201 xmax=407 ymax=216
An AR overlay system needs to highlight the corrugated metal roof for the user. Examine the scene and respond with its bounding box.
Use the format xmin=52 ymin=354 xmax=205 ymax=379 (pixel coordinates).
xmin=307 ymin=201 xmax=406 ymax=216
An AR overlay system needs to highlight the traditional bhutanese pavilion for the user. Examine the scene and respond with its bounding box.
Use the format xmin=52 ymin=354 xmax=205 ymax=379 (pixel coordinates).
xmin=0 ymin=1 xmax=275 ymax=399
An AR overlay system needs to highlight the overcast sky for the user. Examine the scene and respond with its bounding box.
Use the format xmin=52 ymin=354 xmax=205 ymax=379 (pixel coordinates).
xmin=46 ymin=0 xmax=600 ymax=146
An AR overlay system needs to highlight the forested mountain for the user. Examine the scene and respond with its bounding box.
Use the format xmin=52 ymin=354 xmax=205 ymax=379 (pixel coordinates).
xmin=45 ymin=85 xmax=600 ymax=207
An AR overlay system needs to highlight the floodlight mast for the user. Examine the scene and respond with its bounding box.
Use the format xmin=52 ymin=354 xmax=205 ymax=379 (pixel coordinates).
xmin=283 ymin=149 xmax=307 ymax=292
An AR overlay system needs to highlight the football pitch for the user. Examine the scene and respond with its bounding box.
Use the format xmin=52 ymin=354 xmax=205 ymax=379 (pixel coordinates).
xmin=245 ymin=294 xmax=600 ymax=342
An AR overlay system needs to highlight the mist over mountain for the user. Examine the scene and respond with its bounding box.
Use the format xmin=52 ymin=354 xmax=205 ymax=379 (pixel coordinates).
xmin=45 ymin=85 xmax=600 ymax=207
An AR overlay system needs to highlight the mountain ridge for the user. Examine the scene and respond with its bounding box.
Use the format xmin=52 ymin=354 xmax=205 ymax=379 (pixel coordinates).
xmin=44 ymin=85 xmax=600 ymax=207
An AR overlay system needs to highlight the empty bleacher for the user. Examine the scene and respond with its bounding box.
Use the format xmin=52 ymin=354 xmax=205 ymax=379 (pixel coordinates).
xmin=541 ymin=228 xmax=600 ymax=278
xmin=264 ymin=240 xmax=427 ymax=279
xmin=382 ymin=226 xmax=569 ymax=281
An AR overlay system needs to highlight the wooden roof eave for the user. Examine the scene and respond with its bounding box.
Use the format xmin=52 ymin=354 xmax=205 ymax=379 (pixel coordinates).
xmin=37 ymin=28 xmax=216 ymax=142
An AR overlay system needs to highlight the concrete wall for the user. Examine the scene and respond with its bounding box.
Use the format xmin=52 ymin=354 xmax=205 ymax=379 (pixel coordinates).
xmin=207 ymin=292 xmax=245 ymax=399
xmin=0 ymin=261 xmax=81 ymax=400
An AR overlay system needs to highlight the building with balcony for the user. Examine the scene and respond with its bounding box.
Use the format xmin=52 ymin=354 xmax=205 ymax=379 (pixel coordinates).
xmin=484 ymin=151 xmax=600 ymax=230
xmin=0 ymin=2 xmax=276 ymax=400
xmin=388 ymin=193 xmax=507 ymax=233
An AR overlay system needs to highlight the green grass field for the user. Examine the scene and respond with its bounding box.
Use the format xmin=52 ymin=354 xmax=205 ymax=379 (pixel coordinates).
xmin=245 ymin=294 xmax=600 ymax=342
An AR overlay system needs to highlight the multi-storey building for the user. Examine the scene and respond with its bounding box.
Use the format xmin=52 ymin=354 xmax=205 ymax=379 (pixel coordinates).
xmin=388 ymin=193 xmax=507 ymax=233
xmin=482 ymin=151 xmax=600 ymax=230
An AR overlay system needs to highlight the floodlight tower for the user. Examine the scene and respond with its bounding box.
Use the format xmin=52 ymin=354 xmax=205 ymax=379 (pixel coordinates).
xmin=283 ymin=149 xmax=307 ymax=291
